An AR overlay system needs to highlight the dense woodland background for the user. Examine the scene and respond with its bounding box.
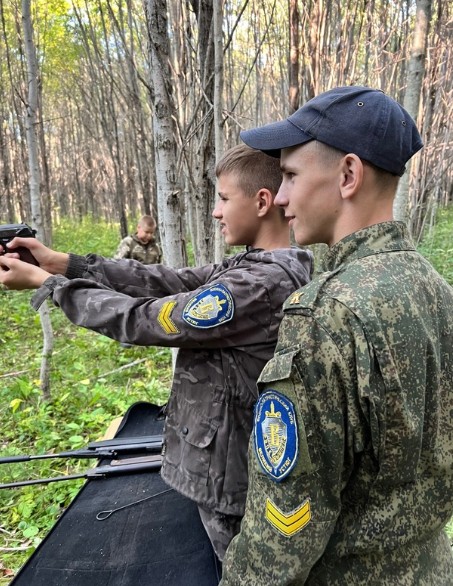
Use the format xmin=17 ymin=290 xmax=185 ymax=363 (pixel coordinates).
xmin=1 ymin=0 xmax=452 ymax=265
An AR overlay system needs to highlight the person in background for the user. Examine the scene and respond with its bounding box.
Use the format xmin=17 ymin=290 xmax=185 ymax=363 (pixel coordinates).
xmin=0 ymin=144 xmax=313 ymax=564
xmin=219 ymin=87 xmax=453 ymax=585
xmin=114 ymin=214 xmax=162 ymax=265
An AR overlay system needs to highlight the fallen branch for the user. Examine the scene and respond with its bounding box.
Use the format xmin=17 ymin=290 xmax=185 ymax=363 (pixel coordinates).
xmin=0 ymin=370 xmax=29 ymax=379
xmin=97 ymin=358 xmax=147 ymax=378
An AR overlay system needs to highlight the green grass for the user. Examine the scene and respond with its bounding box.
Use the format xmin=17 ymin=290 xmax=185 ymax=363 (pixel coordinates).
xmin=0 ymin=210 xmax=452 ymax=581
xmin=0 ymin=217 xmax=172 ymax=581
xmin=418 ymin=207 xmax=453 ymax=286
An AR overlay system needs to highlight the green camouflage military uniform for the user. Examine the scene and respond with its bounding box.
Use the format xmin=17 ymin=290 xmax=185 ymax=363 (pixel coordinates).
xmin=221 ymin=222 xmax=453 ymax=585
xmin=31 ymin=246 xmax=313 ymax=560
xmin=114 ymin=234 xmax=161 ymax=265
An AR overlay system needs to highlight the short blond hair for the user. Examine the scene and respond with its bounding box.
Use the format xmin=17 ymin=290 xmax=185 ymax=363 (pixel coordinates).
xmin=138 ymin=215 xmax=156 ymax=229
xmin=215 ymin=144 xmax=282 ymax=197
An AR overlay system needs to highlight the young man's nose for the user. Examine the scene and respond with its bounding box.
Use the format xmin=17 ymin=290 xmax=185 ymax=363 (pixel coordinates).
xmin=212 ymin=205 xmax=222 ymax=218
xmin=274 ymin=187 xmax=288 ymax=207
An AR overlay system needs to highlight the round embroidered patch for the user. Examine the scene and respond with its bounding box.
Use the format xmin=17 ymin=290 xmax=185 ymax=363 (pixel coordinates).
xmin=182 ymin=283 xmax=234 ymax=329
xmin=254 ymin=390 xmax=298 ymax=481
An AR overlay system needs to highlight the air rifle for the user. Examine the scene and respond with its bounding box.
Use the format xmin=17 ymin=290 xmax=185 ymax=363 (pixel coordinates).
xmin=0 ymin=434 xmax=163 ymax=465
xmin=0 ymin=454 xmax=163 ymax=489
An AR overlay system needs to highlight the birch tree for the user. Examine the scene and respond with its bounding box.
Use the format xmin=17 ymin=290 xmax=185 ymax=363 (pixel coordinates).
xmin=144 ymin=0 xmax=186 ymax=268
xmin=22 ymin=0 xmax=53 ymax=399
xmin=393 ymin=0 xmax=432 ymax=225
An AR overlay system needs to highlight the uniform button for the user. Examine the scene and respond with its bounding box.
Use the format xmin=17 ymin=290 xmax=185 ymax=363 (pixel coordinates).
xmin=182 ymin=426 xmax=189 ymax=435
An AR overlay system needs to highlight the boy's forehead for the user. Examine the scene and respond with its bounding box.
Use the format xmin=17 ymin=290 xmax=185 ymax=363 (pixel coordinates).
xmin=217 ymin=171 xmax=241 ymax=189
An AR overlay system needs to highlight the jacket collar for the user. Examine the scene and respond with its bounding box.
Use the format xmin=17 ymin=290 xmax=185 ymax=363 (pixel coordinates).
xmin=320 ymin=221 xmax=416 ymax=273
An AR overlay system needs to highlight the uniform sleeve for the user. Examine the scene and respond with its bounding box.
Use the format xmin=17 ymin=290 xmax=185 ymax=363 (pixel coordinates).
xmin=220 ymin=308 xmax=357 ymax=584
xmin=43 ymin=262 xmax=280 ymax=349
xmin=66 ymin=252 xmax=218 ymax=298
xmin=113 ymin=237 xmax=131 ymax=260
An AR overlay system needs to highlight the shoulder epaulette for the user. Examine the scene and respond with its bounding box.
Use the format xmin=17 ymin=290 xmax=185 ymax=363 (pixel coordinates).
xmin=283 ymin=267 xmax=344 ymax=311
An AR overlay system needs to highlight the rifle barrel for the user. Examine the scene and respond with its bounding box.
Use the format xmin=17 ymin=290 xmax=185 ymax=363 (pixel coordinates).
xmin=0 ymin=456 xmax=163 ymax=489
xmin=0 ymin=438 xmax=162 ymax=465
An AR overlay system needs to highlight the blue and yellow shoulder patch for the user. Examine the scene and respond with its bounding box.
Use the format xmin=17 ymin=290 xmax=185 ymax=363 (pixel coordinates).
xmin=183 ymin=283 xmax=234 ymax=329
xmin=254 ymin=390 xmax=298 ymax=481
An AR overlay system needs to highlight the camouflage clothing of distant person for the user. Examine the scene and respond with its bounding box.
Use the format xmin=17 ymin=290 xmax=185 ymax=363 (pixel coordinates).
xmin=0 ymin=145 xmax=314 ymax=562
xmin=219 ymin=87 xmax=453 ymax=584
xmin=114 ymin=215 xmax=162 ymax=265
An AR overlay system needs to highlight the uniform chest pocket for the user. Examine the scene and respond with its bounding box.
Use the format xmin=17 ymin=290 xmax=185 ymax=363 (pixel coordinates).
xmin=179 ymin=416 xmax=218 ymax=448
xmin=164 ymin=403 xmax=219 ymax=481
xmin=256 ymin=349 xmax=321 ymax=480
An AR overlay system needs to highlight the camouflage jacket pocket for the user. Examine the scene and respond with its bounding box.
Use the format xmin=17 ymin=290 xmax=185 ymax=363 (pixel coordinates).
xmin=258 ymin=348 xmax=298 ymax=385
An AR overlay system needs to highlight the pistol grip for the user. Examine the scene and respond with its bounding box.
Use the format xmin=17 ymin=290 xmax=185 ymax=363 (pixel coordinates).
xmin=16 ymin=246 xmax=39 ymax=266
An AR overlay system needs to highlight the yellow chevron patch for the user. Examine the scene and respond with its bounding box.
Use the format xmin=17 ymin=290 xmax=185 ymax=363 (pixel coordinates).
xmin=157 ymin=301 xmax=179 ymax=334
xmin=265 ymin=497 xmax=311 ymax=537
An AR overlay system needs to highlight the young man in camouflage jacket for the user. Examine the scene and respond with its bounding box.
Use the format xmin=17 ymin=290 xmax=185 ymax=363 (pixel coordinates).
xmin=0 ymin=144 xmax=313 ymax=562
xmin=218 ymin=87 xmax=453 ymax=584
xmin=114 ymin=214 xmax=162 ymax=265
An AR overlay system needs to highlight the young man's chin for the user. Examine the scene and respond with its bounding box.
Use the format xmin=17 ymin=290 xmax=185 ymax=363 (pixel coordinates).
xmin=225 ymin=236 xmax=246 ymax=247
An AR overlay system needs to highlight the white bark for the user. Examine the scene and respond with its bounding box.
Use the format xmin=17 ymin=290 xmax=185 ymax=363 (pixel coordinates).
xmin=22 ymin=0 xmax=53 ymax=399
xmin=144 ymin=0 xmax=186 ymax=268
xmin=393 ymin=0 xmax=431 ymax=225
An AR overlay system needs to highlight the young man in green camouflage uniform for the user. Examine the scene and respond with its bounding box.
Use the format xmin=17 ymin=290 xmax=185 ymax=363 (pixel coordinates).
xmin=114 ymin=214 xmax=162 ymax=265
xmin=0 ymin=145 xmax=313 ymax=563
xmin=219 ymin=87 xmax=453 ymax=584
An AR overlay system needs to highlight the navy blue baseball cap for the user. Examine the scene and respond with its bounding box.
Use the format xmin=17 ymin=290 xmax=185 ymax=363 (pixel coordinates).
xmin=240 ymin=86 xmax=423 ymax=176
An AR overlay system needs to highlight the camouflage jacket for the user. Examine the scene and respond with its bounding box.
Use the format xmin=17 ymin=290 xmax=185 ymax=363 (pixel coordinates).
xmin=221 ymin=222 xmax=453 ymax=585
xmin=34 ymin=247 xmax=313 ymax=517
xmin=114 ymin=234 xmax=162 ymax=265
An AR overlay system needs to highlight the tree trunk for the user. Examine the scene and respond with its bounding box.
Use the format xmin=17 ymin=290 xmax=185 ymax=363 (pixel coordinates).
xmin=393 ymin=0 xmax=431 ymax=226
xmin=187 ymin=0 xmax=217 ymax=267
xmin=213 ymin=0 xmax=225 ymax=263
xmin=144 ymin=0 xmax=186 ymax=268
xmin=21 ymin=0 xmax=52 ymax=399
xmin=289 ymin=0 xmax=300 ymax=113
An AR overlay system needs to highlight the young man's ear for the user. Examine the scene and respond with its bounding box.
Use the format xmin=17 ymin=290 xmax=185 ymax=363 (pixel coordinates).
xmin=256 ymin=188 xmax=273 ymax=216
xmin=339 ymin=154 xmax=363 ymax=200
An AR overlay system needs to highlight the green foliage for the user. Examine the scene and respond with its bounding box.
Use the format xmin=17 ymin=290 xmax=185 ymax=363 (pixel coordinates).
xmin=418 ymin=206 xmax=453 ymax=285
xmin=52 ymin=215 xmax=121 ymax=255
xmin=0 ymin=217 xmax=171 ymax=579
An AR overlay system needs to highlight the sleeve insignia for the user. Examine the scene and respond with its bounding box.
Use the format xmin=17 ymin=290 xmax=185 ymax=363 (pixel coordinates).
xmin=265 ymin=497 xmax=311 ymax=537
xmin=254 ymin=390 xmax=298 ymax=481
xmin=289 ymin=291 xmax=304 ymax=305
xmin=157 ymin=301 xmax=180 ymax=334
xmin=182 ymin=283 xmax=234 ymax=329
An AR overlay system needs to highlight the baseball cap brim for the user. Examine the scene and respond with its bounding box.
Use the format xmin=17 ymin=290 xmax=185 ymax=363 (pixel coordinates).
xmin=240 ymin=119 xmax=313 ymax=158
